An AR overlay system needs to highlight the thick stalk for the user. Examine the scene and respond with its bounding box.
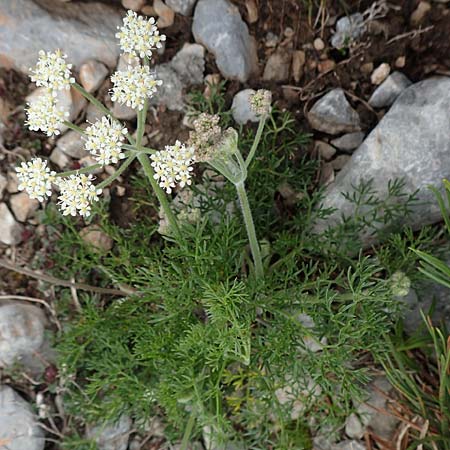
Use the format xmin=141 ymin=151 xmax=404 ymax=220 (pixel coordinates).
xmin=235 ymin=181 xmax=264 ymax=280
xmin=179 ymin=413 xmax=196 ymax=450
xmin=245 ymin=118 xmax=266 ymax=168
xmin=137 ymin=152 xmax=182 ymax=240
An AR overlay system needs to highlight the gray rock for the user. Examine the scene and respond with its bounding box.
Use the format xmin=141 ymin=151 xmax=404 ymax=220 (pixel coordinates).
xmin=79 ymin=60 xmax=109 ymax=93
xmin=332 ymin=441 xmax=365 ymax=450
xmin=10 ymin=192 xmax=39 ymax=222
xmin=169 ymin=43 xmax=205 ymax=86
xmin=166 ymin=0 xmax=197 ymax=15
xmin=0 ymin=0 xmax=122 ymax=74
xmin=151 ymin=64 xmax=185 ymax=111
xmin=331 ymin=13 xmax=366 ymax=49
xmin=263 ymin=48 xmax=291 ymax=82
xmin=315 ymin=141 xmax=337 ymax=161
xmin=0 ymin=303 xmax=45 ymax=367
xmin=331 ymin=154 xmax=351 ymax=171
xmin=0 ymin=385 xmax=45 ymax=450
xmin=86 ymin=415 xmax=132 ymax=450
xmin=314 ymin=78 xmax=450 ymax=243
xmin=345 ymin=377 xmax=398 ymax=440
xmin=330 ymin=132 xmax=365 ymax=152
xmin=50 ymin=147 xmax=71 ymax=169
xmin=57 ymin=129 xmax=87 ymax=159
xmin=231 ymin=89 xmax=260 ymax=125
xmin=86 ymin=103 xmax=105 ymax=123
xmin=151 ymin=44 xmax=205 ymax=111
xmin=0 ymin=173 xmax=7 ymax=199
xmin=308 ymin=89 xmax=361 ymax=135
xmin=192 ymin=0 xmax=257 ymax=82
xmin=369 ymin=71 xmax=412 ymax=108
xmin=0 ymin=203 xmax=23 ymax=245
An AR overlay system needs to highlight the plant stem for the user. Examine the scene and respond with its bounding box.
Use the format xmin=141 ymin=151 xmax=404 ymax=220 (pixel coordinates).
xmin=245 ymin=118 xmax=266 ymax=168
xmin=235 ymin=181 xmax=264 ymax=280
xmin=63 ymin=121 xmax=86 ymax=136
xmin=179 ymin=413 xmax=196 ymax=450
xmin=97 ymin=155 xmax=136 ymax=190
xmin=122 ymin=143 xmax=156 ymax=154
xmin=137 ymin=152 xmax=182 ymax=240
xmin=56 ymin=164 xmax=103 ymax=178
xmin=72 ymin=82 xmax=136 ymax=146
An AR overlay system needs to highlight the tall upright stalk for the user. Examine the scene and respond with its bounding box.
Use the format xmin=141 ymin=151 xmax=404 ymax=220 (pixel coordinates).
xmin=235 ymin=181 xmax=264 ymax=280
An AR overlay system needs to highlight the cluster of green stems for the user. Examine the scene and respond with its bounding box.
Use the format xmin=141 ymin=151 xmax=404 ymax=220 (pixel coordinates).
xmin=63 ymin=65 xmax=266 ymax=281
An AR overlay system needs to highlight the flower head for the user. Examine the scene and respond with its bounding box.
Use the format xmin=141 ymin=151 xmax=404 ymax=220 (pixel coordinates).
xmin=25 ymin=89 xmax=69 ymax=137
xmin=30 ymin=49 xmax=75 ymax=92
xmin=390 ymin=271 xmax=411 ymax=297
xmin=116 ymin=10 xmax=166 ymax=59
xmin=56 ymin=174 xmax=102 ymax=217
xmin=16 ymin=158 xmax=56 ymax=202
xmin=150 ymin=141 xmax=195 ymax=194
xmin=250 ymin=89 xmax=272 ymax=117
xmin=188 ymin=113 xmax=222 ymax=162
xmin=84 ymin=117 xmax=128 ymax=166
xmin=110 ymin=64 xmax=162 ymax=110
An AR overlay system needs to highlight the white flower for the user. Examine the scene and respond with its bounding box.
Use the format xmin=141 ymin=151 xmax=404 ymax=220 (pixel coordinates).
xmin=249 ymin=89 xmax=272 ymax=117
xmin=56 ymin=174 xmax=102 ymax=217
xmin=110 ymin=64 xmax=162 ymax=111
xmin=150 ymin=141 xmax=195 ymax=194
xmin=16 ymin=158 xmax=56 ymax=202
xmin=25 ymin=89 xmax=69 ymax=137
xmin=116 ymin=10 xmax=166 ymax=59
xmin=84 ymin=117 xmax=128 ymax=166
xmin=30 ymin=49 xmax=75 ymax=92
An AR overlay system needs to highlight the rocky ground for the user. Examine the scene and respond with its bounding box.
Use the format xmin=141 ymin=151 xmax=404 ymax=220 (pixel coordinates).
xmin=0 ymin=0 xmax=450 ymax=449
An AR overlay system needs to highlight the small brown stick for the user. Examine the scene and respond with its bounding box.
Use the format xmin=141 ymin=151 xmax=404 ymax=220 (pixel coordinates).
xmin=386 ymin=26 xmax=434 ymax=45
xmin=0 ymin=258 xmax=131 ymax=296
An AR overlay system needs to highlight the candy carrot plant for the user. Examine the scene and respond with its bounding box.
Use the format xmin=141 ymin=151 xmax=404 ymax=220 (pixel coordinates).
xmin=18 ymin=10 xmax=268 ymax=280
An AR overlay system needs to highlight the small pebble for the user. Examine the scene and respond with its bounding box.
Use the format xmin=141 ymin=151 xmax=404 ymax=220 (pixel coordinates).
xmin=319 ymin=163 xmax=335 ymax=186
xmin=315 ymin=141 xmax=337 ymax=161
xmin=141 ymin=5 xmax=156 ymax=15
xmin=395 ymin=56 xmax=406 ymax=68
xmin=292 ymin=50 xmax=306 ymax=83
xmin=265 ymin=31 xmax=279 ymax=48
xmin=154 ymin=0 xmax=175 ymax=28
xmin=284 ymin=27 xmax=295 ymax=38
xmin=331 ymin=154 xmax=351 ymax=170
xmin=318 ymin=59 xmax=336 ymax=74
xmin=410 ymin=1 xmax=431 ymax=25
xmin=10 ymin=192 xmax=39 ymax=222
xmin=121 ymin=0 xmax=146 ymax=11
xmin=245 ymin=0 xmax=258 ymax=23
xmin=371 ymin=63 xmax=391 ymax=85
xmin=360 ymin=62 xmax=374 ymax=75
xmin=313 ymin=38 xmax=325 ymax=51
xmin=79 ymin=60 xmax=109 ymax=93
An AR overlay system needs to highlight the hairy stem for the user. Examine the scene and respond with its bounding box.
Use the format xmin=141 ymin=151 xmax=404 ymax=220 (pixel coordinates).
xmin=235 ymin=181 xmax=264 ymax=280
xmin=245 ymin=118 xmax=266 ymax=168
xmin=97 ymin=155 xmax=136 ymax=190
xmin=72 ymin=82 xmax=136 ymax=146
xmin=56 ymin=164 xmax=103 ymax=178
xmin=137 ymin=152 xmax=182 ymax=240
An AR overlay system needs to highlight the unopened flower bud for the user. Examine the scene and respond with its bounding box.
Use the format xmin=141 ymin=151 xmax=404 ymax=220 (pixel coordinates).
xmin=250 ymin=89 xmax=272 ymax=117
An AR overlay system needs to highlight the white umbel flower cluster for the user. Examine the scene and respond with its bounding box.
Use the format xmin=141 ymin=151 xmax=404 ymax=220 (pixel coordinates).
xmin=85 ymin=117 xmax=128 ymax=166
xmin=16 ymin=158 xmax=56 ymax=202
xmin=110 ymin=65 xmax=162 ymax=111
xmin=25 ymin=90 xmax=69 ymax=137
xmin=116 ymin=10 xmax=166 ymax=59
xmin=150 ymin=141 xmax=195 ymax=193
xmin=30 ymin=49 xmax=75 ymax=93
xmin=56 ymin=174 xmax=102 ymax=217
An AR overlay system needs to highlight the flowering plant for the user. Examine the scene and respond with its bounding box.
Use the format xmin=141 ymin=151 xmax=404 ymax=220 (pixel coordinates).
xmin=19 ymin=10 xmax=271 ymax=280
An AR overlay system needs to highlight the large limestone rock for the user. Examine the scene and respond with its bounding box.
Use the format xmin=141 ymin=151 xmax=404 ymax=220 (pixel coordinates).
xmin=0 ymin=385 xmax=45 ymax=450
xmin=0 ymin=0 xmax=122 ymax=74
xmin=315 ymin=77 xmax=450 ymax=243
xmin=192 ymin=0 xmax=257 ymax=82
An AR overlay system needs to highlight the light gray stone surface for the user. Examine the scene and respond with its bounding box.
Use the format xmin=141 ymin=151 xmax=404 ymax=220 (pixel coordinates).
xmin=0 ymin=0 xmax=122 ymax=74
xmin=10 ymin=192 xmax=39 ymax=222
xmin=0 ymin=385 xmax=45 ymax=450
xmin=330 ymin=132 xmax=365 ymax=152
xmin=0 ymin=203 xmax=23 ymax=245
xmin=231 ymin=89 xmax=260 ymax=125
xmin=308 ymin=89 xmax=361 ymax=135
xmin=192 ymin=0 xmax=257 ymax=82
xmin=166 ymin=0 xmax=197 ymax=15
xmin=0 ymin=303 xmax=46 ymax=367
xmin=79 ymin=60 xmax=109 ymax=93
xmin=86 ymin=415 xmax=132 ymax=450
xmin=56 ymin=129 xmax=88 ymax=159
xmin=331 ymin=13 xmax=366 ymax=49
xmin=369 ymin=72 xmax=412 ymax=108
xmin=315 ymin=78 xmax=450 ymax=242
